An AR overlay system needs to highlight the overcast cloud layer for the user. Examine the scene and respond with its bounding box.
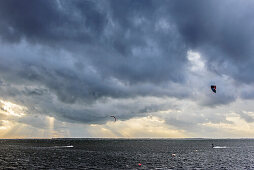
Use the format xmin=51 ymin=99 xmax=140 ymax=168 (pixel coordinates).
xmin=0 ymin=0 xmax=254 ymax=138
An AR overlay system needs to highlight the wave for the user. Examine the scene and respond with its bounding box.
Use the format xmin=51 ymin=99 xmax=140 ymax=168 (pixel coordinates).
xmin=213 ymin=146 xmax=227 ymax=149
xmin=213 ymin=146 xmax=254 ymax=149
xmin=32 ymin=145 xmax=74 ymax=149
xmin=53 ymin=145 xmax=74 ymax=148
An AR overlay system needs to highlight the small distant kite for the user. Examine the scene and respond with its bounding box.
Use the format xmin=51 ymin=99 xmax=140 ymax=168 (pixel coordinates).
xmin=211 ymin=85 xmax=216 ymax=93
xmin=110 ymin=115 xmax=117 ymax=122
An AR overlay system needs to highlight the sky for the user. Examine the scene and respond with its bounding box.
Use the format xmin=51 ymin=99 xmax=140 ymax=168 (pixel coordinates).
xmin=0 ymin=0 xmax=254 ymax=138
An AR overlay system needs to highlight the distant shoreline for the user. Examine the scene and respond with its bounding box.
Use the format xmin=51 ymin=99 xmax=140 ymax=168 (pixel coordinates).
xmin=1 ymin=138 xmax=254 ymax=140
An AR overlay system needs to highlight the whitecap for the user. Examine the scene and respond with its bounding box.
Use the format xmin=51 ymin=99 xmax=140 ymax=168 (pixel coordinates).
xmin=53 ymin=145 xmax=74 ymax=148
xmin=213 ymin=146 xmax=227 ymax=149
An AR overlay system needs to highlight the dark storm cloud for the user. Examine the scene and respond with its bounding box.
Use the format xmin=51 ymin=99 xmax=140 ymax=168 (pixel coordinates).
xmin=167 ymin=0 xmax=254 ymax=83
xmin=0 ymin=0 xmax=188 ymax=103
xmin=0 ymin=0 xmax=253 ymax=126
xmin=0 ymin=0 xmax=107 ymax=45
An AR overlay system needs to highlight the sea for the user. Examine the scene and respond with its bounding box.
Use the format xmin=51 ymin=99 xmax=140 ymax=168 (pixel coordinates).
xmin=0 ymin=138 xmax=254 ymax=169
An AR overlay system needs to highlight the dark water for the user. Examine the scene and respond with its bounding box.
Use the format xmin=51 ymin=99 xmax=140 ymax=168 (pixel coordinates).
xmin=0 ymin=139 xmax=254 ymax=169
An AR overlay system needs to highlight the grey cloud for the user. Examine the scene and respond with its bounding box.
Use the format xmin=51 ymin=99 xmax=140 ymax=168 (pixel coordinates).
xmin=165 ymin=111 xmax=232 ymax=135
xmin=0 ymin=0 xmax=188 ymax=105
xmin=238 ymin=111 xmax=254 ymax=123
xmin=23 ymin=87 xmax=48 ymax=96
xmin=199 ymin=93 xmax=235 ymax=107
xmin=0 ymin=0 xmax=253 ymax=126
xmin=0 ymin=0 xmax=107 ymax=45
xmin=167 ymin=0 xmax=254 ymax=83
xmin=239 ymin=84 xmax=254 ymax=100
xmin=18 ymin=115 xmax=49 ymax=129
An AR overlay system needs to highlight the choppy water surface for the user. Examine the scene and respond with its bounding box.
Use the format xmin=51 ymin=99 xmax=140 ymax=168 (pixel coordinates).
xmin=0 ymin=139 xmax=254 ymax=169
